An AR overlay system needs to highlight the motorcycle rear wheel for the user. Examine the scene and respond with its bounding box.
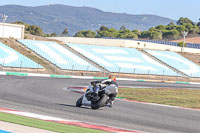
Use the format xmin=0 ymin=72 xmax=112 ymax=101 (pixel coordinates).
xmin=91 ymin=94 xmax=108 ymax=110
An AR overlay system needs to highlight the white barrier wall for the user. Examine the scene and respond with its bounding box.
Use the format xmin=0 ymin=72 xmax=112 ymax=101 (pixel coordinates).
xmin=0 ymin=23 xmax=24 ymax=39
xmin=49 ymin=37 xmax=200 ymax=54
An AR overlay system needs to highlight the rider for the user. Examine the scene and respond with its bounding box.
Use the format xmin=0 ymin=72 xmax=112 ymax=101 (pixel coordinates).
xmin=90 ymin=75 xmax=118 ymax=107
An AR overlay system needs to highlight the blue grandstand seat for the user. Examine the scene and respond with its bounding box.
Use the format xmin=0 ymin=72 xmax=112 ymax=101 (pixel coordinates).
xmin=146 ymin=50 xmax=200 ymax=77
xmin=18 ymin=40 xmax=99 ymax=71
xmin=0 ymin=42 xmax=43 ymax=68
xmin=66 ymin=43 xmax=177 ymax=76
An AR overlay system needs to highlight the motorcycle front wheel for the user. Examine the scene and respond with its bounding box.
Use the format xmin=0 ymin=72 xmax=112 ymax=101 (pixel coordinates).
xmin=91 ymin=94 xmax=108 ymax=110
xmin=76 ymin=96 xmax=83 ymax=107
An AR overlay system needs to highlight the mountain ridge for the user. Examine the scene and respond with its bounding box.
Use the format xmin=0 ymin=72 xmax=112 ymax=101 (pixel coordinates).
xmin=0 ymin=4 xmax=175 ymax=35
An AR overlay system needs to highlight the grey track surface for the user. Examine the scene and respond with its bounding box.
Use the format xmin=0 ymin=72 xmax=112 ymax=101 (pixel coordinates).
xmin=0 ymin=75 xmax=200 ymax=133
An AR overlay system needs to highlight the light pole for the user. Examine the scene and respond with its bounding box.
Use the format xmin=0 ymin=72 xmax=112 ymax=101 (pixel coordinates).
xmin=182 ymin=31 xmax=188 ymax=52
xmin=1 ymin=13 xmax=8 ymax=38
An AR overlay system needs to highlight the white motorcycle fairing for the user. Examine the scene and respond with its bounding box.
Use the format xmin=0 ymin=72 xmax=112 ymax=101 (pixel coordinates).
xmin=82 ymin=94 xmax=91 ymax=106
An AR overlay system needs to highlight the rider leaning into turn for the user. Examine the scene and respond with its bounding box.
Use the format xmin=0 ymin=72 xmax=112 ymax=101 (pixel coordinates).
xmin=90 ymin=75 xmax=118 ymax=107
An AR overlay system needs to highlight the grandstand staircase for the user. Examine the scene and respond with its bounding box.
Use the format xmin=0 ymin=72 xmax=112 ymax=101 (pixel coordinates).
xmin=57 ymin=42 xmax=110 ymax=73
xmin=138 ymin=49 xmax=190 ymax=78
xmin=0 ymin=38 xmax=60 ymax=74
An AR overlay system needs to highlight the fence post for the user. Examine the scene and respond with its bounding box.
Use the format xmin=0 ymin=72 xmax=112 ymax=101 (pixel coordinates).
xmin=20 ymin=61 xmax=22 ymax=72
xmin=118 ymin=67 xmax=121 ymax=78
xmin=162 ymin=70 xmax=165 ymax=80
xmin=54 ymin=64 xmax=56 ymax=74
xmin=176 ymin=72 xmax=178 ymax=81
xmin=37 ymin=63 xmax=39 ymax=73
xmin=133 ymin=68 xmax=136 ymax=79
xmin=71 ymin=64 xmax=74 ymax=75
xmin=103 ymin=67 xmax=105 ymax=77
xmin=148 ymin=70 xmax=150 ymax=79
xmin=2 ymin=60 xmax=5 ymax=71
xmin=87 ymin=65 xmax=89 ymax=71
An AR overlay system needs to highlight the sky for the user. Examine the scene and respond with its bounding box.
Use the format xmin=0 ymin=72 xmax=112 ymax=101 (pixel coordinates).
xmin=0 ymin=0 xmax=199 ymax=22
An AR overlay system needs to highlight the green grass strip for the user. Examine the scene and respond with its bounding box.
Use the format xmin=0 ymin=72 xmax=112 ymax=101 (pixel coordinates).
xmin=118 ymin=88 xmax=200 ymax=108
xmin=176 ymin=81 xmax=190 ymax=84
xmin=6 ymin=72 xmax=28 ymax=76
xmin=50 ymin=75 xmax=71 ymax=78
xmin=0 ymin=112 xmax=108 ymax=133
xmin=136 ymin=79 xmax=145 ymax=82
xmin=116 ymin=97 xmax=126 ymax=99
xmin=93 ymin=77 xmax=108 ymax=80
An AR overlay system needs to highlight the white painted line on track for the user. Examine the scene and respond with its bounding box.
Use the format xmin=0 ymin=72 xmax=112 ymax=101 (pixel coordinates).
xmin=0 ymin=71 xmax=6 ymax=75
xmin=1 ymin=71 xmax=200 ymax=85
xmin=0 ymin=107 xmax=143 ymax=133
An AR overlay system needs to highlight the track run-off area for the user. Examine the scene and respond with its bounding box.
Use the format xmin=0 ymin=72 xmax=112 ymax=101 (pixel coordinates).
xmin=0 ymin=75 xmax=200 ymax=133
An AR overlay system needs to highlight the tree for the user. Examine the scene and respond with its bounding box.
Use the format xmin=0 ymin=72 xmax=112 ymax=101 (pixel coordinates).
xmin=177 ymin=17 xmax=194 ymax=25
xmin=162 ymin=30 xmax=179 ymax=40
xmin=99 ymin=25 xmax=109 ymax=31
xmin=14 ymin=21 xmax=46 ymax=36
xmin=118 ymin=29 xmax=138 ymax=39
xmin=168 ymin=22 xmax=175 ymax=26
xmin=149 ymin=31 xmax=162 ymax=40
xmin=197 ymin=18 xmax=200 ymax=26
xmin=74 ymin=30 xmax=96 ymax=38
xmin=120 ymin=25 xmax=126 ymax=31
xmin=46 ymin=32 xmax=57 ymax=37
xmin=132 ymin=30 xmax=141 ymax=36
xmin=197 ymin=22 xmax=200 ymax=27
xmin=176 ymin=25 xmax=185 ymax=33
xmin=97 ymin=28 xmax=119 ymax=38
xmin=166 ymin=25 xmax=177 ymax=30
xmin=62 ymin=28 xmax=68 ymax=36
xmin=177 ymin=42 xmax=187 ymax=47
xmin=155 ymin=25 xmax=166 ymax=31
xmin=140 ymin=31 xmax=150 ymax=39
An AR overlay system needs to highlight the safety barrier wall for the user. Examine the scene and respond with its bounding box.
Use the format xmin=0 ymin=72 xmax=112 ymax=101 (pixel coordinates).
xmin=1 ymin=71 xmax=200 ymax=85
xmin=49 ymin=37 xmax=200 ymax=54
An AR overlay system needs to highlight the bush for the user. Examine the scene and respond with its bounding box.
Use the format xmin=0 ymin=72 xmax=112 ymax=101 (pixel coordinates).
xmin=177 ymin=42 xmax=187 ymax=47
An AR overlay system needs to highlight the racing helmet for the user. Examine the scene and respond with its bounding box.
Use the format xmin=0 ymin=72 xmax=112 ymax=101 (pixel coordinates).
xmin=108 ymin=75 xmax=116 ymax=82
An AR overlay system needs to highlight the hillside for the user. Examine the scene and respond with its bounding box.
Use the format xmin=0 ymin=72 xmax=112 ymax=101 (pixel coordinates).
xmin=0 ymin=4 xmax=175 ymax=35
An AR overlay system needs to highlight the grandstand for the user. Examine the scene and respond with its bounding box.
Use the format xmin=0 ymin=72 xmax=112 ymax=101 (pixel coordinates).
xmin=146 ymin=50 xmax=200 ymax=77
xmin=1 ymin=34 xmax=200 ymax=80
xmin=18 ymin=40 xmax=100 ymax=71
xmin=0 ymin=42 xmax=42 ymax=68
xmin=66 ymin=43 xmax=177 ymax=76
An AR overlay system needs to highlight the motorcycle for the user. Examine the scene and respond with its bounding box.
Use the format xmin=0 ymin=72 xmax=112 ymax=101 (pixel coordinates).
xmin=76 ymin=82 xmax=118 ymax=109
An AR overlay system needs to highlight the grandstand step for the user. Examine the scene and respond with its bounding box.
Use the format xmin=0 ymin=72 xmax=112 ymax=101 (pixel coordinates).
xmin=63 ymin=44 xmax=109 ymax=73
xmin=139 ymin=49 xmax=190 ymax=78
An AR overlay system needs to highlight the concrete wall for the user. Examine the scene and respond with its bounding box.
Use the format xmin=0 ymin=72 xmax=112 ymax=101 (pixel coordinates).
xmin=0 ymin=23 xmax=24 ymax=39
xmin=49 ymin=37 xmax=200 ymax=54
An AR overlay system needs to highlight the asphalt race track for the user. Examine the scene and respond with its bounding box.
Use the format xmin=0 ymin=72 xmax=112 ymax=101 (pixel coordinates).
xmin=0 ymin=75 xmax=200 ymax=133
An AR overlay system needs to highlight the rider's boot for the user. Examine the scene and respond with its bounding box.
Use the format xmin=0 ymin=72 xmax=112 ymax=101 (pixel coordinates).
xmin=107 ymin=97 xmax=115 ymax=107
xmin=107 ymin=100 xmax=114 ymax=107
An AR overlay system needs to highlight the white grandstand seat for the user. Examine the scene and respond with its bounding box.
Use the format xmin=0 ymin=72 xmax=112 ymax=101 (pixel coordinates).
xmin=146 ymin=50 xmax=200 ymax=77
xmin=18 ymin=40 xmax=99 ymax=71
xmin=66 ymin=43 xmax=177 ymax=76
xmin=0 ymin=42 xmax=42 ymax=68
